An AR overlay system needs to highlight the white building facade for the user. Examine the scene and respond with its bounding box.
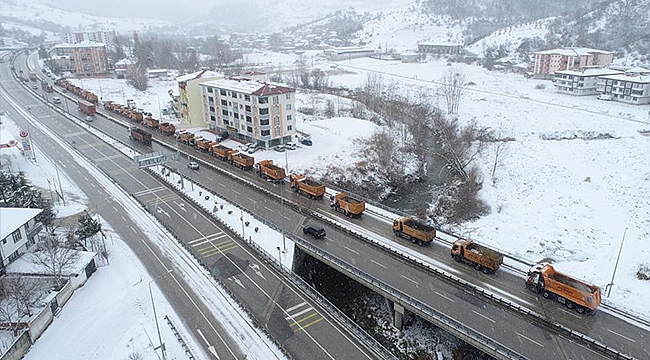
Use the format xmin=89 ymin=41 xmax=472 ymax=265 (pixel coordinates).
xmin=200 ymin=78 xmax=296 ymax=148
xmin=0 ymin=208 xmax=43 ymax=274
xmin=597 ymin=69 xmax=650 ymax=105
xmin=553 ymin=68 xmax=623 ymax=95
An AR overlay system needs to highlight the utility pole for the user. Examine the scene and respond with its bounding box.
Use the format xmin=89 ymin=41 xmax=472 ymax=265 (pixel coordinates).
xmin=606 ymin=228 xmax=628 ymax=297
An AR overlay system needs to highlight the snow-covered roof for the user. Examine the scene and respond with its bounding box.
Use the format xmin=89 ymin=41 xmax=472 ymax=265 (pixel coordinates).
xmin=555 ymin=68 xmax=623 ymax=77
xmin=534 ymin=47 xmax=612 ymax=56
xmin=200 ymin=78 xmax=295 ymax=96
xmin=598 ymin=74 xmax=650 ymax=83
xmin=625 ymin=67 xmax=650 ymax=75
xmin=115 ymin=58 xmax=136 ymax=66
xmin=0 ymin=208 xmax=43 ymax=240
xmin=418 ymin=42 xmax=462 ymax=46
xmin=176 ymin=70 xmax=224 ymax=83
xmin=53 ymin=41 xmax=106 ymax=49
xmin=7 ymin=250 xmax=96 ymax=276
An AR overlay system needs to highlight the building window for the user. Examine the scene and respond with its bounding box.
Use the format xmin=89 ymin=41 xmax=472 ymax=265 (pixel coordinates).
xmin=287 ymin=114 xmax=292 ymax=121
xmin=220 ymin=89 xmax=227 ymax=96
xmin=12 ymin=230 xmax=22 ymax=244
xmin=286 ymin=104 xmax=292 ymax=110
xmin=209 ymin=106 xmax=215 ymax=112
xmin=261 ymin=129 xmax=270 ymax=136
xmin=208 ymin=96 xmax=214 ymax=103
xmin=246 ymin=116 xmax=252 ymax=122
xmin=247 ymin=126 xmax=253 ymax=132
xmin=261 ymin=119 xmax=269 ymax=126
xmin=210 ymin=115 xmax=215 ymax=121
xmin=259 ymin=97 xmax=268 ymax=104
xmin=245 ymin=105 xmax=251 ymax=112
xmin=273 ymin=96 xmax=279 ymax=104
xmin=234 ymin=113 xmax=239 ymax=119
xmin=287 ymin=125 xmax=292 ymax=131
xmin=222 ymin=109 xmax=229 ymax=116
xmin=207 ymin=87 xmax=213 ymax=93
xmin=221 ymin=100 xmax=228 ymax=106
xmin=286 ymin=93 xmax=291 ymax=100
xmin=244 ymin=95 xmax=250 ymax=101
xmin=259 ymin=108 xmax=269 ymax=115
xmin=231 ymin=91 xmax=237 ymax=98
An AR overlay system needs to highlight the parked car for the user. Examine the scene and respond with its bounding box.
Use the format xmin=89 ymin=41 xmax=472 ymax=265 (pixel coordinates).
xmin=85 ymin=116 xmax=93 ymax=122
xmin=52 ymin=96 xmax=61 ymax=104
xmin=247 ymin=144 xmax=260 ymax=154
xmin=274 ymin=144 xmax=285 ymax=152
xmin=285 ymin=142 xmax=297 ymax=150
xmin=303 ymin=225 xmax=326 ymax=239
xmin=187 ymin=161 xmax=199 ymax=170
xmin=31 ymin=84 xmax=37 ymax=90
xmin=300 ymin=139 xmax=313 ymax=146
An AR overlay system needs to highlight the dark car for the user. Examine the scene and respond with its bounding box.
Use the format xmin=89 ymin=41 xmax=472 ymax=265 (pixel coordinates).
xmin=300 ymin=139 xmax=313 ymax=146
xmin=303 ymin=225 xmax=326 ymax=239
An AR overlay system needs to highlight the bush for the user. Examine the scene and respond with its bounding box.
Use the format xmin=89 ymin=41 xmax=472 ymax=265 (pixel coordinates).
xmin=433 ymin=168 xmax=490 ymax=224
xmin=535 ymin=83 xmax=546 ymax=90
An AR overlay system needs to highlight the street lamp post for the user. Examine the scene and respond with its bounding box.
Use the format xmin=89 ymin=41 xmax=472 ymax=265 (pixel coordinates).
xmin=148 ymin=269 xmax=173 ymax=360
xmin=606 ymin=228 xmax=628 ymax=297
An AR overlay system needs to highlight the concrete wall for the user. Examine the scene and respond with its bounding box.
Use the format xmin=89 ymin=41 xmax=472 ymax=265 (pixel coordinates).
xmin=0 ymin=331 xmax=31 ymax=360
xmin=28 ymin=305 xmax=52 ymax=342
xmin=56 ymin=279 xmax=73 ymax=307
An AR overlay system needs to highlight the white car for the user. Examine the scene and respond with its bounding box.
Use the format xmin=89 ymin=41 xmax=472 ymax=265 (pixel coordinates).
xmin=274 ymin=145 xmax=285 ymax=152
xmin=187 ymin=161 xmax=199 ymax=170
xmin=285 ymin=142 xmax=297 ymax=150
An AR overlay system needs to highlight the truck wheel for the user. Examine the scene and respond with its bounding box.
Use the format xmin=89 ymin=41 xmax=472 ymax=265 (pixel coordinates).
xmin=542 ymin=291 xmax=551 ymax=299
xmin=474 ymin=264 xmax=481 ymax=271
xmin=575 ymin=305 xmax=585 ymax=314
xmin=565 ymin=300 xmax=574 ymax=310
xmin=453 ymin=255 xmax=462 ymax=262
xmin=481 ymin=267 xmax=490 ymax=274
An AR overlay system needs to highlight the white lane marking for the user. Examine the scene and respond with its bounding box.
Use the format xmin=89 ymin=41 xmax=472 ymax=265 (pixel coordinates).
xmin=516 ymin=332 xmax=544 ymax=347
xmin=471 ymin=310 xmax=496 ymax=324
xmin=434 ymin=291 xmax=455 ymax=303
xmin=286 ymin=302 xmax=307 ymax=313
xmin=285 ymin=307 xmax=314 ymax=320
xmin=370 ymin=259 xmax=387 ymax=269
xmin=400 ymin=275 xmax=419 ymax=286
xmin=607 ymin=329 xmax=636 ymax=343
xmin=264 ymin=206 xmax=274 ymax=212
xmin=231 ymin=189 xmax=241 ymax=195
xmin=196 ymin=328 xmax=220 ymax=359
xmin=130 ymin=226 xmax=137 ymax=234
xmin=344 ymin=246 xmax=359 ymax=255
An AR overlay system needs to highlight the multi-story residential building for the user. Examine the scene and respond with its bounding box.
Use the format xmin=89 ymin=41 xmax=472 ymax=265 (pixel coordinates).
xmin=114 ymin=58 xmax=136 ymax=79
xmin=553 ymin=67 xmax=623 ymax=95
xmin=0 ymin=208 xmax=43 ymax=274
xmin=597 ymin=68 xmax=650 ymax=105
xmin=324 ymin=47 xmax=376 ymax=61
xmin=51 ymin=42 xmax=109 ymax=76
xmin=417 ymin=43 xmax=463 ymax=55
xmin=177 ymin=70 xmax=224 ymax=127
xmin=530 ymin=48 xmax=613 ymax=79
xmin=199 ymin=78 xmax=296 ymax=148
xmin=59 ymin=30 xmax=116 ymax=45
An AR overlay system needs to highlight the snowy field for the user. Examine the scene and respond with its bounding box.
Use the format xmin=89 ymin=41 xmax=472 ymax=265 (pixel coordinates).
xmin=56 ymin=52 xmax=650 ymax=319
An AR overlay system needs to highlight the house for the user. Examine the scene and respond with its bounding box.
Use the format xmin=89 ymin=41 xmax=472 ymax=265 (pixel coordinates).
xmin=597 ymin=68 xmax=650 ymax=105
xmin=324 ymin=47 xmax=376 ymax=61
xmin=530 ymin=47 xmax=613 ymax=79
xmin=177 ymin=70 xmax=225 ymax=127
xmin=0 ymin=208 xmax=44 ymax=274
xmin=417 ymin=43 xmax=463 ymax=55
xmin=199 ymin=78 xmax=296 ymax=148
xmin=51 ymin=42 xmax=109 ymax=76
xmin=554 ymin=67 xmax=623 ymax=96
xmin=114 ymin=58 xmax=136 ymax=79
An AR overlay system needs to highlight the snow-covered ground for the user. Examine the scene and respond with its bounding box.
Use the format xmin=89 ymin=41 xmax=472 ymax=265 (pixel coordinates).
xmin=54 ymin=51 xmax=650 ymax=321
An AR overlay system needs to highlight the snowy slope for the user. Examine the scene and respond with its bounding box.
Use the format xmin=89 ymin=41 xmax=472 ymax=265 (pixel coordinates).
xmin=466 ymin=18 xmax=554 ymax=56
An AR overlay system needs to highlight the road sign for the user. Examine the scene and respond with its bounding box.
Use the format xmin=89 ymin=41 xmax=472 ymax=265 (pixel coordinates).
xmin=134 ymin=151 xmax=166 ymax=169
xmin=19 ymin=129 xmax=28 ymax=138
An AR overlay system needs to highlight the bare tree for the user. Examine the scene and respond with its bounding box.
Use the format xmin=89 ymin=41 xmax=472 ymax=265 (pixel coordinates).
xmin=439 ymin=68 xmax=466 ymax=115
xmin=0 ymin=276 xmax=45 ymax=336
xmin=30 ymin=234 xmax=80 ymax=288
xmin=128 ymin=64 xmax=149 ymax=91
xmin=433 ymin=116 xmax=486 ymax=181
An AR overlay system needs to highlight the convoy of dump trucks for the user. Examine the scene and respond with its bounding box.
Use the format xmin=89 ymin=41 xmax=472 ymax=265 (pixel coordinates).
xmin=40 ymin=72 xmax=603 ymax=316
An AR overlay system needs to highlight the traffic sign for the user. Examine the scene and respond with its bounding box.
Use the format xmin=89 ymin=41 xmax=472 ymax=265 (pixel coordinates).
xmin=19 ymin=129 xmax=28 ymax=138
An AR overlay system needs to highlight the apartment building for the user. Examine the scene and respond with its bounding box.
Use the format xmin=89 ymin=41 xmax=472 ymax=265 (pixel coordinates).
xmin=324 ymin=47 xmax=376 ymax=61
xmin=51 ymin=42 xmax=109 ymax=76
xmin=554 ymin=67 xmax=623 ymax=95
xmin=417 ymin=43 xmax=463 ymax=55
xmin=597 ymin=68 xmax=650 ymax=105
xmin=200 ymin=78 xmax=296 ymax=148
xmin=0 ymin=208 xmax=43 ymax=274
xmin=59 ymin=30 xmax=116 ymax=45
xmin=530 ymin=48 xmax=613 ymax=79
xmin=177 ymin=70 xmax=224 ymax=127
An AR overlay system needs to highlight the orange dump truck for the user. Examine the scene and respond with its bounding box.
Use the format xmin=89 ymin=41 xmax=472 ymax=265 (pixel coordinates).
xmin=526 ymin=263 xmax=601 ymax=314
xmin=451 ymin=239 xmax=503 ymax=273
xmin=195 ymin=138 xmax=214 ymax=152
xmin=211 ymin=144 xmax=231 ymax=160
xmin=230 ymin=151 xmax=254 ymax=169
xmin=392 ymin=217 xmax=436 ymax=246
xmin=290 ymin=174 xmax=325 ymax=199
xmin=159 ymin=122 xmax=176 ymax=136
xmin=255 ymin=160 xmax=286 ymax=182
xmin=127 ymin=109 xmax=144 ymax=122
xmin=176 ymin=130 xmax=195 ymax=145
xmin=143 ymin=116 xmax=160 ymax=129
xmin=329 ymin=192 xmax=365 ymax=218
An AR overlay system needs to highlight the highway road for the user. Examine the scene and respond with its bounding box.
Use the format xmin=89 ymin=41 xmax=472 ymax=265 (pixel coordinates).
xmin=15 ymin=50 xmax=650 ymax=359
xmin=2 ymin=51 xmax=388 ymax=360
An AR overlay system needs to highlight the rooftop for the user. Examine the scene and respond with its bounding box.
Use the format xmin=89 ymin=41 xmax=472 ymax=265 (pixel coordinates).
xmin=555 ymin=68 xmax=623 ymax=77
xmin=598 ymin=74 xmax=650 ymax=83
xmin=200 ymin=78 xmax=295 ymax=96
xmin=534 ymin=47 xmax=613 ymax=56
xmin=0 ymin=208 xmax=43 ymax=240
xmin=54 ymin=41 xmax=106 ymax=49
xmin=176 ymin=69 xmax=224 ymax=83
